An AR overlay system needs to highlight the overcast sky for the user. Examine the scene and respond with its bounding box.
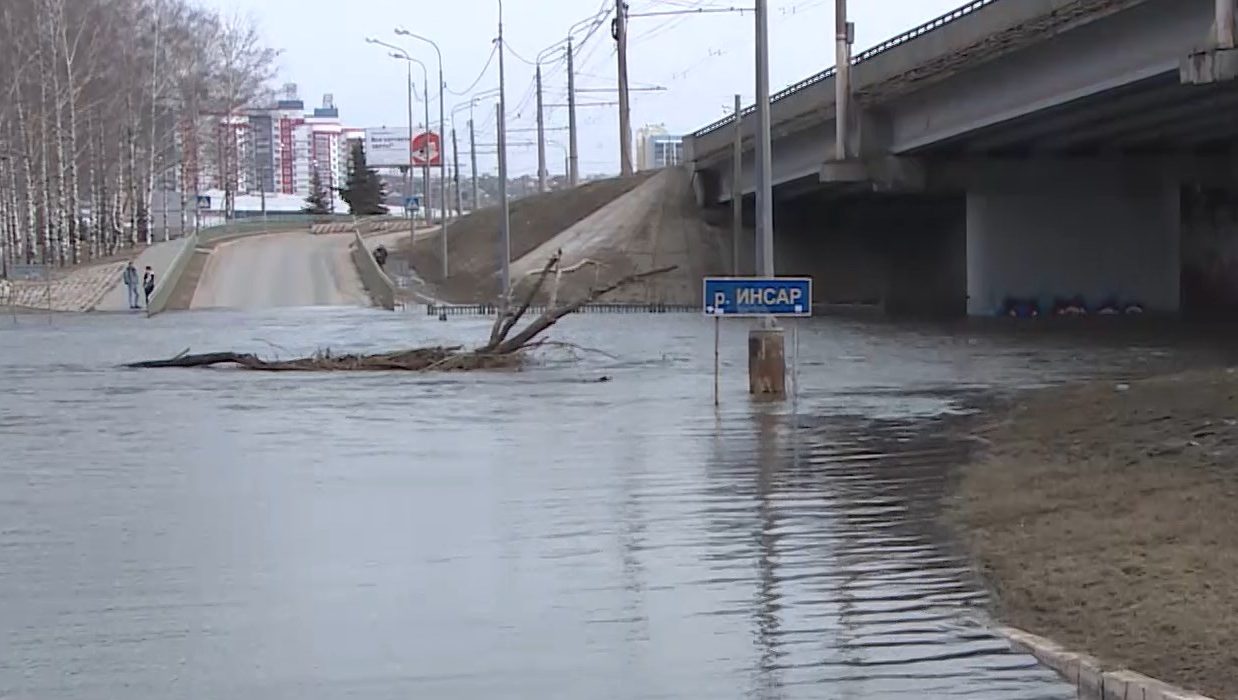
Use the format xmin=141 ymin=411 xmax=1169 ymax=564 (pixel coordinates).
xmin=196 ymin=0 xmax=968 ymax=177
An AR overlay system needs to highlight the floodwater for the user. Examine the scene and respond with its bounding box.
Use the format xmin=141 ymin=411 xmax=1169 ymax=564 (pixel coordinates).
xmin=1 ymin=309 xmax=1231 ymax=699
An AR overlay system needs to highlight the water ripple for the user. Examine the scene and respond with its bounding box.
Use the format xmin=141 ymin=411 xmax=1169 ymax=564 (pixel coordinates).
xmin=3 ymin=309 xmax=1231 ymax=699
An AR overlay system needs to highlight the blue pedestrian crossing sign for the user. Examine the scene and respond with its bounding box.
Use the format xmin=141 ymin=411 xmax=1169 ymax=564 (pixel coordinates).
xmin=704 ymin=277 xmax=812 ymax=317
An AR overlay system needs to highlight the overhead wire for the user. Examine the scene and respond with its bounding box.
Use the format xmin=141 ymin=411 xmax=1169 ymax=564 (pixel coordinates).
xmin=504 ymin=41 xmax=538 ymax=67
xmin=447 ymin=42 xmax=499 ymax=96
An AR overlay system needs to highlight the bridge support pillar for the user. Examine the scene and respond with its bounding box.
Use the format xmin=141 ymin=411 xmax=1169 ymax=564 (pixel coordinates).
xmin=748 ymin=327 xmax=786 ymax=398
xmin=1182 ymin=47 xmax=1238 ymax=83
xmin=1182 ymin=0 xmax=1238 ymax=83
xmin=964 ymin=159 xmax=1181 ymax=317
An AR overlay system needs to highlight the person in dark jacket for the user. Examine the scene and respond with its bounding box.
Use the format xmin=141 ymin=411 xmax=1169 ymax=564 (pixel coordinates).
xmin=142 ymin=266 xmax=156 ymax=308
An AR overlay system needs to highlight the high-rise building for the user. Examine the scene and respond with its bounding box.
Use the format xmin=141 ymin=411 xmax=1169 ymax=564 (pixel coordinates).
xmin=181 ymin=85 xmax=366 ymax=211
xmin=635 ymin=124 xmax=684 ymax=171
xmin=272 ymin=84 xmax=307 ymax=196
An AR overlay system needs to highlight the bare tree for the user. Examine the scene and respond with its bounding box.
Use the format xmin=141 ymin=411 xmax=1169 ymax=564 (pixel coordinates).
xmin=209 ymin=13 xmax=278 ymax=220
xmin=0 ymin=0 xmax=278 ymax=273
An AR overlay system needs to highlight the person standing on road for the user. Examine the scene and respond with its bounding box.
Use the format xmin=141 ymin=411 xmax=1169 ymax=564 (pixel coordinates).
xmin=122 ymin=262 xmax=140 ymax=309
xmin=143 ymin=266 xmax=156 ymax=308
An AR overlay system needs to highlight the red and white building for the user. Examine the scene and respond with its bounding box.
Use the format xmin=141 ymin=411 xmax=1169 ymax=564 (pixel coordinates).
xmin=182 ymin=85 xmax=367 ymax=212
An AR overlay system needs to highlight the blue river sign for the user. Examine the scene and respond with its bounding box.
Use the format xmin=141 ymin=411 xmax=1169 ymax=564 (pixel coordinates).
xmin=703 ymin=277 xmax=813 ymax=317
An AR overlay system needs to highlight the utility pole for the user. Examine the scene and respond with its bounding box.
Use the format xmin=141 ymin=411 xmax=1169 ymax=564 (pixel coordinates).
xmin=614 ymin=0 xmax=633 ymax=175
xmin=438 ymin=74 xmax=447 ymax=277
xmin=405 ymin=58 xmax=416 ymax=240
xmin=536 ymin=65 xmax=547 ymax=193
xmin=755 ymin=0 xmax=773 ymax=280
xmin=422 ymin=86 xmax=431 ymax=222
xmin=749 ymin=0 xmax=785 ymax=396
xmin=469 ymin=116 xmax=479 ymax=210
xmin=452 ymin=127 xmax=462 ymax=217
xmin=732 ymin=94 xmax=742 ymax=276
xmin=496 ymin=102 xmax=511 ymax=301
xmin=567 ymin=36 xmax=579 ymax=187
xmin=835 ymin=0 xmax=853 ymax=159
xmin=497 ymin=0 xmax=512 ymax=300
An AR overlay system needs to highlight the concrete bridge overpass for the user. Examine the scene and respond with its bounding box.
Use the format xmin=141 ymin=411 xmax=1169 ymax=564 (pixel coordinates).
xmin=686 ymin=0 xmax=1238 ymax=316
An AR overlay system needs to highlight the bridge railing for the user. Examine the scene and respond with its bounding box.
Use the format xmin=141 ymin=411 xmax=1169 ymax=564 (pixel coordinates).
xmin=690 ymin=0 xmax=1002 ymax=140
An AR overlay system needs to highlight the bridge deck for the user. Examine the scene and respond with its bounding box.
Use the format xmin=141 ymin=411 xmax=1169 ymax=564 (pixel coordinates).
xmin=688 ymin=0 xmax=1152 ymax=165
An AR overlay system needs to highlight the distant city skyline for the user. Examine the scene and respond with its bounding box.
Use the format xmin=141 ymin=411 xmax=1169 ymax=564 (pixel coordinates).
xmin=196 ymin=0 xmax=970 ymax=177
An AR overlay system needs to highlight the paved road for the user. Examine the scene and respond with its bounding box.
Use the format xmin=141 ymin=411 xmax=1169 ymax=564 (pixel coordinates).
xmin=94 ymin=240 xmax=183 ymax=312
xmin=190 ymin=232 xmax=369 ymax=309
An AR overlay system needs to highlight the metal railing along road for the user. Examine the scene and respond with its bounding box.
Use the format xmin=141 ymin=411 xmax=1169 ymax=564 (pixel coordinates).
xmin=691 ymin=0 xmax=1002 ymax=139
xmin=426 ymin=302 xmax=697 ymax=316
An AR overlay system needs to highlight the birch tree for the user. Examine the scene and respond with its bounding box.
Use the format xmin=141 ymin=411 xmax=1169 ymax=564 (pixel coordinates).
xmin=0 ymin=0 xmax=278 ymax=273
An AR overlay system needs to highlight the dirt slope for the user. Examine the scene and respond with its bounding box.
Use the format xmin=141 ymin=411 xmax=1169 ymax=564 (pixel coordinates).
xmin=399 ymin=172 xmax=655 ymax=301
xmin=953 ymin=368 xmax=1238 ymax=700
xmin=508 ymin=167 xmax=740 ymax=305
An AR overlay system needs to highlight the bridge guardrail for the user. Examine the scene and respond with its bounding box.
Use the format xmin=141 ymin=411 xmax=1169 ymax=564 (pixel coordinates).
xmin=690 ymin=0 xmax=1002 ymax=140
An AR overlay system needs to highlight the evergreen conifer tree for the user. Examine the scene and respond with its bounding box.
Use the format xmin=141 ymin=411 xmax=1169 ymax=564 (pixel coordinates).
xmin=339 ymin=142 xmax=389 ymax=216
xmin=302 ymin=169 xmax=332 ymax=215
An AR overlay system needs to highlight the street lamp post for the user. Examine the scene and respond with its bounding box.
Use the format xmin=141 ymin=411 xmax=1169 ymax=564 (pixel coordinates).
xmin=396 ymin=27 xmax=449 ymax=279
xmin=562 ymin=15 xmax=600 ymax=187
xmin=366 ymin=38 xmax=431 ymax=227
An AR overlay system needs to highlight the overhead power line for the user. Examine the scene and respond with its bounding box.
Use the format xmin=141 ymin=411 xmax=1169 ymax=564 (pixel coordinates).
xmin=628 ymin=6 xmax=752 ymax=17
xmin=447 ymin=43 xmax=499 ymax=97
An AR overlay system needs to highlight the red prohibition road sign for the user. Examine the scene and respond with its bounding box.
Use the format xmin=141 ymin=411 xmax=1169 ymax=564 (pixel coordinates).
xmin=412 ymin=131 xmax=442 ymax=166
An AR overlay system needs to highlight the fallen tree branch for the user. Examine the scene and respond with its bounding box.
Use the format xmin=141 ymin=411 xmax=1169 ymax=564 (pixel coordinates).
xmin=486 ymin=250 xmax=561 ymax=352
xmin=126 ymin=261 xmax=678 ymax=373
xmin=494 ymin=264 xmax=678 ymax=355
xmin=533 ymin=340 xmax=620 ymax=360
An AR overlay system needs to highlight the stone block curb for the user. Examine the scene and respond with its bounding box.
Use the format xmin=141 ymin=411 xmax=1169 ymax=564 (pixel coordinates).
xmin=994 ymin=626 xmax=1215 ymax=700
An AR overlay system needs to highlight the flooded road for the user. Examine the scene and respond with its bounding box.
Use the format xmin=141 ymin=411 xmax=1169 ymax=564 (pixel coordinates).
xmin=190 ymin=232 xmax=368 ymax=310
xmin=2 ymin=310 xmax=1230 ymax=699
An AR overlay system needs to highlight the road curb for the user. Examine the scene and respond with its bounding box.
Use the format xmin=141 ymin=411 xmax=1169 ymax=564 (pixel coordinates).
xmin=349 ymin=231 xmax=396 ymax=310
xmin=994 ymin=625 xmax=1216 ymax=699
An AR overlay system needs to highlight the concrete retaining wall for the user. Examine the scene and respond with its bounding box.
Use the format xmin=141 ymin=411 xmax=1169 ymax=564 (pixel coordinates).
xmin=996 ymin=626 xmax=1215 ymax=700
xmin=350 ymin=231 xmax=396 ymax=310
xmin=145 ymin=231 xmax=199 ymax=316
